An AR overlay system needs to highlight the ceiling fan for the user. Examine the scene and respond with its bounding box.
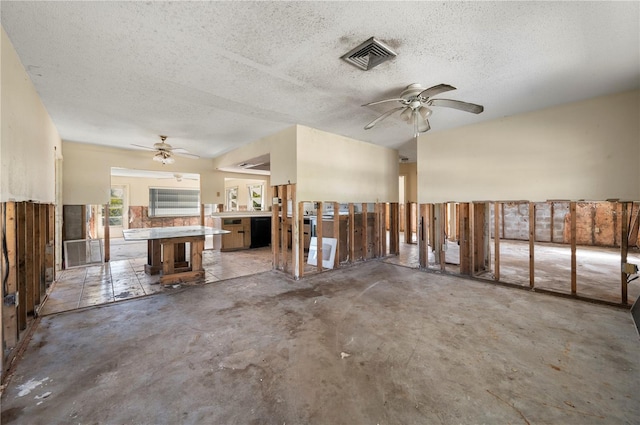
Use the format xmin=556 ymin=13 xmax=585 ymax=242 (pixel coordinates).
xmin=362 ymin=83 xmax=484 ymax=136
xmin=132 ymin=135 xmax=200 ymax=165
xmin=158 ymin=173 xmax=199 ymax=182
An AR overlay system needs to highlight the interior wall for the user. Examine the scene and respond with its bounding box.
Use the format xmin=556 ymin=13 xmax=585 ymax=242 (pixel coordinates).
xmin=418 ymin=90 xmax=640 ymax=203
xmin=1 ymin=27 xmax=61 ymax=203
xmin=111 ymin=175 xmax=200 ymax=206
xmin=62 ymin=141 xmax=225 ymax=205
xmin=295 ymin=126 xmax=399 ymax=202
xmin=399 ymin=162 xmax=418 ymax=203
xmin=211 ymin=125 xmax=296 ymax=187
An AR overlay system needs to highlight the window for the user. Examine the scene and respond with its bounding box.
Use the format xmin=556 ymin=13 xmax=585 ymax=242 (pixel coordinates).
xmin=248 ymin=184 xmax=264 ymax=211
xmin=108 ymin=186 xmax=125 ymax=226
xmin=226 ymin=187 xmax=238 ymax=211
xmin=149 ymin=188 xmax=200 ymax=217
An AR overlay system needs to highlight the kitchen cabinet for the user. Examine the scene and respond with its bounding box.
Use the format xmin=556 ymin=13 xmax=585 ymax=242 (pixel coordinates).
xmin=221 ymin=218 xmax=251 ymax=251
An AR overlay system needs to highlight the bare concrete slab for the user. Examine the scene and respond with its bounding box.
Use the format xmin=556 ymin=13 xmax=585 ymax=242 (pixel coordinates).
xmin=2 ymin=262 xmax=639 ymax=424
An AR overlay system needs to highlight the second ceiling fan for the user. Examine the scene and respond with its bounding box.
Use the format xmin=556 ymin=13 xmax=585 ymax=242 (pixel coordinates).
xmin=362 ymin=83 xmax=484 ymax=136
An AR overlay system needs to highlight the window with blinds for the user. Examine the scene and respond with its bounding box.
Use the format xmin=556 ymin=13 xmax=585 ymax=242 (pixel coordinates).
xmin=149 ymin=188 xmax=200 ymax=217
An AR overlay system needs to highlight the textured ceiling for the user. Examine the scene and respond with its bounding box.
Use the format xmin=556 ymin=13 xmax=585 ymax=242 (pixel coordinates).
xmin=2 ymin=1 xmax=638 ymax=163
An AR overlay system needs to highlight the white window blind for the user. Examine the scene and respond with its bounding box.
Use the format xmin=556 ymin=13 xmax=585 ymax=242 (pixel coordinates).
xmin=149 ymin=188 xmax=200 ymax=217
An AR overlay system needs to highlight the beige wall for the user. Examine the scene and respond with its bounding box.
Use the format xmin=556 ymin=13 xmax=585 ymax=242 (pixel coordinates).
xmin=399 ymin=162 xmax=418 ymax=203
xmin=296 ymin=126 xmax=399 ymax=203
xmin=111 ymin=175 xmax=200 ymax=207
xmin=211 ymin=126 xmax=296 ymax=187
xmin=1 ymin=28 xmax=61 ymax=203
xmin=62 ymin=141 xmax=225 ymax=205
xmin=418 ymin=90 xmax=640 ymax=203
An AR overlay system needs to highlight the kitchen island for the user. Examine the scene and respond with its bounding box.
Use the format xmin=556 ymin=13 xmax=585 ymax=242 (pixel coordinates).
xmin=123 ymin=225 xmax=229 ymax=285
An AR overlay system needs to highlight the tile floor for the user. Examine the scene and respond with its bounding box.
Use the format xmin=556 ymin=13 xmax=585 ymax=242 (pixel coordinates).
xmin=41 ymin=239 xmax=272 ymax=316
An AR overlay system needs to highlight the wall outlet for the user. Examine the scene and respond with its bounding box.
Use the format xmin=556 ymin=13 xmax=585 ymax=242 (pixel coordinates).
xmin=4 ymin=293 xmax=17 ymax=306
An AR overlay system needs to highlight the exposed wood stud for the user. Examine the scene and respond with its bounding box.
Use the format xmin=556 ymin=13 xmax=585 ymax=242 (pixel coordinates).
xmin=361 ymin=203 xmax=367 ymax=260
xmin=469 ymin=203 xmax=476 ymax=275
xmin=39 ymin=204 xmax=47 ymax=302
xmin=459 ymin=203 xmax=470 ymax=275
xmin=47 ymin=204 xmax=55 ymax=283
xmin=200 ymin=204 xmax=205 ymax=226
xmin=104 ymin=204 xmax=110 ymax=262
xmin=529 ymin=202 xmax=535 ymax=289
xmin=317 ymin=201 xmax=323 ymax=271
xmin=373 ymin=203 xmax=380 ymax=258
xmin=550 ymin=202 xmax=555 ymax=243
xmin=333 ymin=202 xmax=340 ymax=268
xmin=621 ymin=201 xmax=629 ymax=304
xmin=404 ymin=202 xmax=411 ymax=243
xmin=2 ymin=203 xmax=18 ymax=350
xmin=349 ymin=203 xmax=355 ymax=262
xmin=570 ymin=201 xmax=577 ymax=294
xmin=494 ymin=202 xmax=500 ymax=281
xmin=391 ymin=203 xmax=400 ymax=255
xmin=297 ymin=200 xmax=304 ymax=279
xmin=25 ymin=202 xmax=35 ymax=315
xmin=382 ymin=203 xmax=388 ymax=257
xmin=418 ymin=204 xmax=428 ymax=268
xmin=438 ymin=203 xmax=447 ymax=271
xmin=291 ymin=185 xmax=298 ymax=279
xmin=501 ymin=203 xmax=505 ymax=239
xmin=271 ymin=186 xmax=279 ymax=270
xmin=428 ymin=204 xmax=436 ymax=257
xmin=16 ymin=203 xmax=27 ymax=330
xmin=280 ymin=185 xmax=288 ymax=273
xmin=33 ymin=204 xmax=42 ymax=306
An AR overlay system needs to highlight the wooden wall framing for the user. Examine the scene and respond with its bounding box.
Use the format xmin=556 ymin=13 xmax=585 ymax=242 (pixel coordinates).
xmin=271 ymin=197 xmax=399 ymax=278
xmin=2 ymin=201 xmax=55 ymax=380
xmin=417 ymin=199 xmax=636 ymax=306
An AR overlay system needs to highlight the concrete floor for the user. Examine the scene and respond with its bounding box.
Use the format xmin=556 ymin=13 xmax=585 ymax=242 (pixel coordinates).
xmin=2 ymin=260 xmax=639 ymax=424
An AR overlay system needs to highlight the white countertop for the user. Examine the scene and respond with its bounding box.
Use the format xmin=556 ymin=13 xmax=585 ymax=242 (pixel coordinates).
xmin=123 ymin=225 xmax=229 ymax=241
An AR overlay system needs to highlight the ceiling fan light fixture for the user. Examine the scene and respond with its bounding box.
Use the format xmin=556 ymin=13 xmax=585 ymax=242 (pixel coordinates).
xmin=153 ymin=152 xmax=174 ymax=165
xmin=400 ymin=107 xmax=413 ymax=122
xmin=419 ymin=106 xmax=432 ymax=120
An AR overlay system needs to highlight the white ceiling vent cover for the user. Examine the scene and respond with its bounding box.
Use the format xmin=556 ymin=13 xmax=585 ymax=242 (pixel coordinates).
xmin=341 ymin=37 xmax=397 ymax=71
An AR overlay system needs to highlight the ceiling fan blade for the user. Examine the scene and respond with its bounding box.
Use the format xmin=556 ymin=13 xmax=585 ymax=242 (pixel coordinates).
xmin=364 ymin=106 xmax=406 ymax=130
xmin=418 ymin=84 xmax=456 ymax=100
xmin=131 ymin=144 xmax=157 ymax=151
xmin=362 ymin=98 xmax=408 ymax=107
xmin=429 ymin=98 xmax=484 ymax=114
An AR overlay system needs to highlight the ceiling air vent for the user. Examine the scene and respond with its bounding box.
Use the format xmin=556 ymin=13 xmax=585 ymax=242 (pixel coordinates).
xmin=341 ymin=37 xmax=397 ymax=71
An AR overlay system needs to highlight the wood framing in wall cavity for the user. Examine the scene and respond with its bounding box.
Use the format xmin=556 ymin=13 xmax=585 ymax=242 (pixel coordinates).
xmin=417 ymin=200 xmax=639 ymax=306
xmin=2 ymin=202 xmax=55 ymax=381
xmin=270 ymin=193 xmax=399 ymax=279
